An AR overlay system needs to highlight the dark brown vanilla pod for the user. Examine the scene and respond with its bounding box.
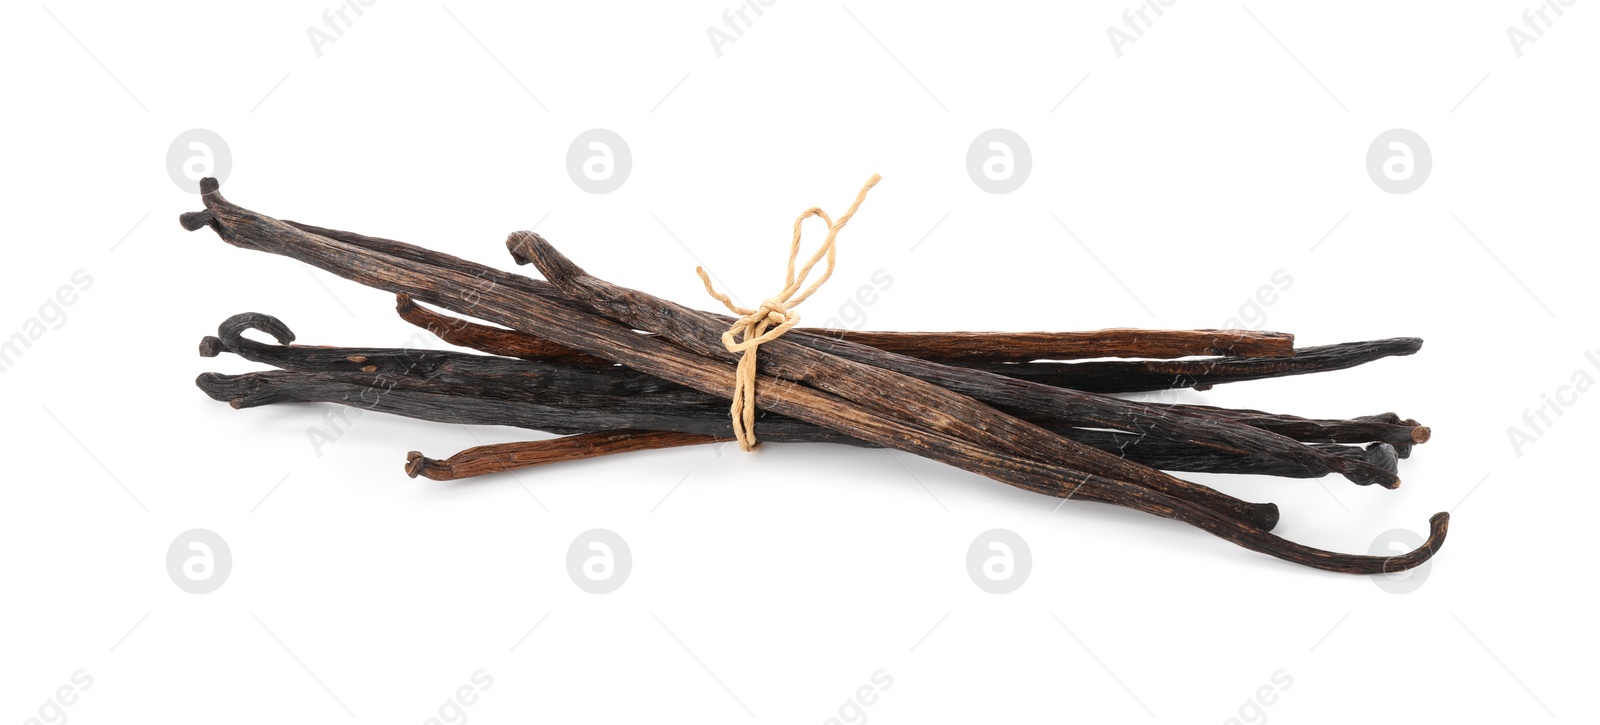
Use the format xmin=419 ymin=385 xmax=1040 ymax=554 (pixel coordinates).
xmin=397 ymin=290 xmax=1295 ymax=363
xmin=199 ymin=312 xmax=692 ymax=398
xmin=181 ymin=178 xmax=1451 ymax=573
xmin=194 ymin=360 xmax=1396 ymax=480
xmin=194 ymin=369 xmax=852 ymax=441
xmin=508 ymin=231 xmax=1297 ymax=526
xmin=963 ymin=338 xmax=1423 ymax=394
xmin=199 ymin=305 xmax=1276 ymax=528
xmin=805 ymin=328 xmax=1296 ymax=362
xmin=397 ymin=273 xmax=1297 ymax=371
xmin=192 ymin=196 xmax=1281 ymax=530
xmin=509 ymin=231 xmax=1399 ymax=489
xmin=261 ymin=212 xmax=1413 ymax=481
xmin=203 ymin=312 xmax=1419 ymax=455
xmin=183 ymin=182 xmax=1279 ymax=529
xmin=788 ymin=326 xmax=1409 ymax=486
xmin=1166 ymin=405 xmax=1430 ymax=458
xmin=350 ymin=212 xmax=1401 ymax=492
xmin=193 ymin=369 xmax=1447 ymax=576
xmin=294 ymin=221 xmax=1302 ymax=365
xmin=388 ymin=297 xmax=1432 ymax=458
xmin=193 ymin=310 xmax=1409 ymax=480
xmin=393 ymin=292 xmax=1425 ymax=398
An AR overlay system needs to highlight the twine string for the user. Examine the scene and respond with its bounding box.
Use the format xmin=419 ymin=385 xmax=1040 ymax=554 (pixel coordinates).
xmin=696 ymin=174 xmax=882 ymax=451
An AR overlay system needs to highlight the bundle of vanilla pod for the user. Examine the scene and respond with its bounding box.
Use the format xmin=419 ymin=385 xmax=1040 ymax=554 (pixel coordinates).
xmin=182 ymin=177 xmax=1447 ymax=574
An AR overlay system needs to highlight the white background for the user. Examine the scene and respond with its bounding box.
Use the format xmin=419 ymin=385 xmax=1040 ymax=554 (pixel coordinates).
xmin=2 ymin=2 xmax=1596 ymax=723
